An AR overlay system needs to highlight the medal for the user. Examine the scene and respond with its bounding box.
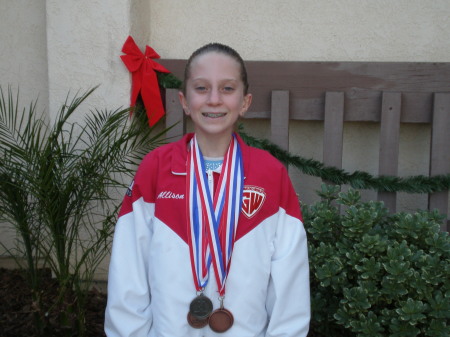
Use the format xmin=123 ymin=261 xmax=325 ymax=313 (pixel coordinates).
xmin=209 ymin=309 xmax=234 ymax=333
xmin=189 ymin=293 xmax=213 ymax=320
xmin=187 ymin=312 xmax=209 ymax=329
xmin=186 ymin=134 xmax=243 ymax=331
xmin=208 ymin=297 xmax=234 ymax=333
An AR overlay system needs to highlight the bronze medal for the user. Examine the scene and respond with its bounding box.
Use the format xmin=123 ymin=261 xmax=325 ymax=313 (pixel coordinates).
xmin=187 ymin=312 xmax=209 ymax=329
xmin=189 ymin=294 xmax=213 ymax=320
xmin=208 ymin=308 xmax=234 ymax=333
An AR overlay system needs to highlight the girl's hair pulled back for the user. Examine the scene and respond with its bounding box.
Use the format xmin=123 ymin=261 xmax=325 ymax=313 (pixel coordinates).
xmin=182 ymin=43 xmax=249 ymax=95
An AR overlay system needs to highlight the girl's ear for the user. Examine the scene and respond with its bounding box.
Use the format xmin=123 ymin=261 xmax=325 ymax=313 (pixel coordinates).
xmin=178 ymin=91 xmax=190 ymax=115
xmin=240 ymin=93 xmax=252 ymax=117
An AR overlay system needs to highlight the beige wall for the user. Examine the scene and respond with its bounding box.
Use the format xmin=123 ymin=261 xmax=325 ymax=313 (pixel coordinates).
xmin=1 ymin=0 xmax=449 ymax=273
xmin=45 ymin=0 xmax=133 ymax=123
xmin=0 ymin=0 xmax=48 ymax=255
xmin=0 ymin=0 xmax=49 ymax=114
xmin=150 ymin=0 xmax=450 ymax=62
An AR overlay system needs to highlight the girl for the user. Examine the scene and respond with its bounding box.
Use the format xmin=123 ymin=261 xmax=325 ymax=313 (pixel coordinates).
xmin=105 ymin=43 xmax=310 ymax=336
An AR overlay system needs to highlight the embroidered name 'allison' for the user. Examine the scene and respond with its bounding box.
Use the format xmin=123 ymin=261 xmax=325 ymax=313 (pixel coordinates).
xmin=157 ymin=191 xmax=185 ymax=199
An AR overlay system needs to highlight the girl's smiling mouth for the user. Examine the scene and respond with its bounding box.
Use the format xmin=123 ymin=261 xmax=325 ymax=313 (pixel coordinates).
xmin=202 ymin=113 xmax=227 ymax=118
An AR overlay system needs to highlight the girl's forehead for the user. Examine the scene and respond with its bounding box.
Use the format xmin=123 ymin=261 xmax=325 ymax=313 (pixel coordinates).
xmin=189 ymin=52 xmax=241 ymax=78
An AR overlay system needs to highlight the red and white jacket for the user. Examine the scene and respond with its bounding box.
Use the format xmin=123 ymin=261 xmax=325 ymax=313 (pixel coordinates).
xmin=105 ymin=133 xmax=310 ymax=337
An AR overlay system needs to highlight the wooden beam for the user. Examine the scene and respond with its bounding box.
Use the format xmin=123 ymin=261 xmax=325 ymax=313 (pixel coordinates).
xmin=159 ymin=60 xmax=450 ymax=123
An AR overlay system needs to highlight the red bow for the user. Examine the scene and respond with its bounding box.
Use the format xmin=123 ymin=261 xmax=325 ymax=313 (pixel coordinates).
xmin=120 ymin=36 xmax=170 ymax=126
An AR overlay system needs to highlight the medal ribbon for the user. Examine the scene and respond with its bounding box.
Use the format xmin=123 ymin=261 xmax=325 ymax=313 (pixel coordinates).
xmin=186 ymin=134 xmax=244 ymax=296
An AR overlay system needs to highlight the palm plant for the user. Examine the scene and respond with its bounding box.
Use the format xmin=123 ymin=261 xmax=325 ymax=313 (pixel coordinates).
xmin=0 ymin=86 xmax=170 ymax=336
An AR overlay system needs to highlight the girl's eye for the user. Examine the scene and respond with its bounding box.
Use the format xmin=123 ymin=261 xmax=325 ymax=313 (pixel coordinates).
xmin=223 ymin=86 xmax=235 ymax=92
xmin=195 ymin=86 xmax=207 ymax=92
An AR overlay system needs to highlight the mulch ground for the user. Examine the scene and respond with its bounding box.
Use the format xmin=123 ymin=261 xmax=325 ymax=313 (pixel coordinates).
xmin=0 ymin=268 xmax=106 ymax=337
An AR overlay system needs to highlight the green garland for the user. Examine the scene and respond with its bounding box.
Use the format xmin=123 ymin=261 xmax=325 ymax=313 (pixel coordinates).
xmin=157 ymin=72 xmax=182 ymax=90
xmin=238 ymin=126 xmax=450 ymax=194
xmin=155 ymin=72 xmax=450 ymax=194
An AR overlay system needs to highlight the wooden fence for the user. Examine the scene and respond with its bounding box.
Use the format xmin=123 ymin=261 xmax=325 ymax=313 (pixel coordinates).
xmin=158 ymin=60 xmax=450 ymax=231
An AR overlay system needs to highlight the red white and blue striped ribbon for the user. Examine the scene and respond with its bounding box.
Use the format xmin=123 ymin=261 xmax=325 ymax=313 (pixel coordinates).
xmin=186 ymin=134 xmax=244 ymax=296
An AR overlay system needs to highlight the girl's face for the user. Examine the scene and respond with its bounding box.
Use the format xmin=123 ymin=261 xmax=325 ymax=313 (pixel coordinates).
xmin=179 ymin=52 xmax=252 ymax=143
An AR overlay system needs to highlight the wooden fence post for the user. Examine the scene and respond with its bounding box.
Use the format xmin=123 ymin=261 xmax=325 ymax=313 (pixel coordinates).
xmin=270 ymin=90 xmax=290 ymax=151
xmin=165 ymin=88 xmax=185 ymax=141
xmin=378 ymin=92 xmax=402 ymax=213
xmin=429 ymin=92 xmax=450 ymax=231
xmin=323 ymin=91 xmax=345 ymax=170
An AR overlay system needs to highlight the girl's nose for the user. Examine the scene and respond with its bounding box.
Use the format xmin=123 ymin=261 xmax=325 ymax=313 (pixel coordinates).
xmin=207 ymin=88 xmax=221 ymax=105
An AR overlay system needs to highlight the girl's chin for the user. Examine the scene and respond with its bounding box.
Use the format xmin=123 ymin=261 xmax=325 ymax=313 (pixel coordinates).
xmin=195 ymin=126 xmax=235 ymax=137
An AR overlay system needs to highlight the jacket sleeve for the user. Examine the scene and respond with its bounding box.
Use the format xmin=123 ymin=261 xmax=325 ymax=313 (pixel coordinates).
xmin=105 ymin=160 xmax=156 ymax=337
xmin=265 ymin=167 xmax=310 ymax=337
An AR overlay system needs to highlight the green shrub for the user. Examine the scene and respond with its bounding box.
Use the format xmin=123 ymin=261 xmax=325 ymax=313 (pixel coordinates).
xmin=303 ymin=185 xmax=450 ymax=337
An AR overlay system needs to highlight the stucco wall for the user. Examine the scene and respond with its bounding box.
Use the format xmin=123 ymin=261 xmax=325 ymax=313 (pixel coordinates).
xmin=0 ymin=0 xmax=49 ymax=255
xmin=0 ymin=0 xmax=49 ymax=113
xmin=45 ymin=0 xmax=133 ymax=123
xmin=149 ymin=0 xmax=450 ymax=62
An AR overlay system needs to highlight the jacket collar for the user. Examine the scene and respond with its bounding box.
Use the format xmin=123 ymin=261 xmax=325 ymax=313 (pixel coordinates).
xmin=171 ymin=132 xmax=250 ymax=176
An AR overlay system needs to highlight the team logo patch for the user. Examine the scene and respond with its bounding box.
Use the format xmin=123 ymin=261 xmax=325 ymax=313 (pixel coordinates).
xmin=242 ymin=185 xmax=266 ymax=218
